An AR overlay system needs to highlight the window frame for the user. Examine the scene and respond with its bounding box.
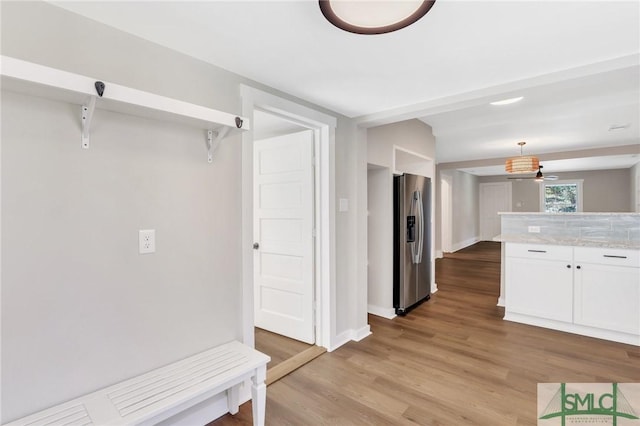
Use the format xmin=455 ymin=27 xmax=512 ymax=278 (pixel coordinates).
xmin=539 ymin=179 xmax=584 ymax=213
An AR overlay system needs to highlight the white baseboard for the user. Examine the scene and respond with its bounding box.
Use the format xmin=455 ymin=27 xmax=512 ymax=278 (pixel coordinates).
xmin=504 ymin=312 xmax=639 ymax=346
xmin=367 ymin=304 xmax=396 ymax=319
xmin=431 ymin=282 xmax=438 ymax=294
xmin=435 ymin=250 xmax=444 ymax=259
xmin=497 ymin=296 xmax=505 ymax=307
xmin=329 ymin=325 xmax=372 ymax=352
xmin=451 ymin=236 xmax=480 ymax=252
xmin=353 ymin=325 xmax=372 ymax=342
xmin=330 ymin=330 xmax=353 ymax=352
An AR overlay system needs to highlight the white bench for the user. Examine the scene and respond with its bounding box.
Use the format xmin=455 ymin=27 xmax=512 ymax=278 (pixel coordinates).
xmin=6 ymin=341 xmax=270 ymax=426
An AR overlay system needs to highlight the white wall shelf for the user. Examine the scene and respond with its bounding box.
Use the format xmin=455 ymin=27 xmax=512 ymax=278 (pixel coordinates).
xmin=0 ymin=55 xmax=249 ymax=162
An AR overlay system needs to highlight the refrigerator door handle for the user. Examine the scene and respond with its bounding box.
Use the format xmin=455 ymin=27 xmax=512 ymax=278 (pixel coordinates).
xmin=409 ymin=194 xmax=417 ymax=262
xmin=416 ymin=190 xmax=424 ymax=264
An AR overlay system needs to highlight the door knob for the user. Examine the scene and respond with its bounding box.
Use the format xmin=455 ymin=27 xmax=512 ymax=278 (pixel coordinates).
xmin=253 ymin=242 xmax=260 ymax=250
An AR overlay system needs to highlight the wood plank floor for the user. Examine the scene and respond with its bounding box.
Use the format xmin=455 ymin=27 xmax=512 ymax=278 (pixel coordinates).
xmin=266 ymin=345 xmax=327 ymax=386
xmin=255 ymin=327 xmax=313 ymax=370
xmin=210 ymin=242 xmax=639 ymax=425
xmin=443 ymin=241 xmax=501 ymax=263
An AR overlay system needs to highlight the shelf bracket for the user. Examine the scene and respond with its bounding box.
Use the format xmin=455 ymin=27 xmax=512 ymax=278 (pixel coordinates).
xmin=206 ymin=127 xmax=230 ymax=163
xmin=81 ymin=96 xmax=97 ymax=149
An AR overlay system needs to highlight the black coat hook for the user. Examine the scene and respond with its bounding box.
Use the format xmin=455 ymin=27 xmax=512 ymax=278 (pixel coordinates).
xmin=95 ymin=81 xmax=105 ymax=97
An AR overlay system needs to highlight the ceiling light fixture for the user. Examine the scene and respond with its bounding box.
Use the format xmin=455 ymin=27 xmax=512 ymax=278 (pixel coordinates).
xmin=490 ymin=97 xmax=524 ymax=106
xmin=319 ymin=0 xmax=436 ymax=35
xmin=534 ymin=166 xmax=544 ymax=182
xmin=505 ymin=142 xmax=540 ymax=174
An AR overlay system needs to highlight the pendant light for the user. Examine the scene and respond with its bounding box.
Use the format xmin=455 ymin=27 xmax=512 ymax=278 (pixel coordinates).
xmin=319 ymin=0 xmax=436 ymax=35
xmin=505 ymin=142 xmax=540 ymax=174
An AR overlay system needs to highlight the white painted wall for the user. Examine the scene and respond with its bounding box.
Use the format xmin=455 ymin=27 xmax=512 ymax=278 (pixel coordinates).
xmin=435 ymin=168 xmax=479 ymax=253
xmin=367 ymin=166 xmax=394 ymax=318
xmin=367 ymin=120 xmax=436 ymax=168
xmin=630 ymin=162 xmax=640 ymax=212
xmin=450 ymin=170 xmax=480 ymax=251
xmin=0 ymin=2 xmax=361 ymax=422
xmin=3 ymin=89 xmax=242 ymax=421
xmin=354 ymin=125 xmax=371 ymax=345
xmin=335 ymin=120 xmax=363 ymax=343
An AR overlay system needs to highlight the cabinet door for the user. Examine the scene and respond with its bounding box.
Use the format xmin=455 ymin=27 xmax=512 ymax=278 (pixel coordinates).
xmin=506 ymin=257 xmax=573 ymax=322
xmin=574 ymin=264 xmax=640 ymax=334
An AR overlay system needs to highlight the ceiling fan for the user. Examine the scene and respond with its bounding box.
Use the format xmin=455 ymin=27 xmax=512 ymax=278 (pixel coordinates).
xmin=507 ymin=165 xmax=558 ymax=181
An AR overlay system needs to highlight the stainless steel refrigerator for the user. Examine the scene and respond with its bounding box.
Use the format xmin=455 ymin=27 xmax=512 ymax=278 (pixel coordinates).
xmin=394 ymin=173 xmax=431 ymax=315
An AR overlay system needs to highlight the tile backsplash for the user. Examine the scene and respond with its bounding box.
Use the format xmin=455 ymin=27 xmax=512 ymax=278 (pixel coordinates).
xmin=500 ymin=213 xmax=640 ymax=249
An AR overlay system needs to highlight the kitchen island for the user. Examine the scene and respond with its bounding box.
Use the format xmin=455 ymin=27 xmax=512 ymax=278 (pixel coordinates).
xmin=496 ymin=212 xmax=640 ymax=346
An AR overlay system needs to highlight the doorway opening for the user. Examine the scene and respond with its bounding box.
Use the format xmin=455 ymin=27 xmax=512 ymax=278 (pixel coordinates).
xmin=251 ymin=110 xmax=318 ymax=376
xmin=241 ymin=86 xmax=337 ymax=382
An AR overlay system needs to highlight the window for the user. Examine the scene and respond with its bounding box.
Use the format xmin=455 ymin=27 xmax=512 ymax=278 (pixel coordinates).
xmin=540 ymin=180 xmax=583 ymax=212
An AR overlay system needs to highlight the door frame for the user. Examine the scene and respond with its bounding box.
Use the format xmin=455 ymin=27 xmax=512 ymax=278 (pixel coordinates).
xmin=241 ymin=85 xmax=337 ymax=350
xmin=440 ymin=171 xmax=453 ymax=256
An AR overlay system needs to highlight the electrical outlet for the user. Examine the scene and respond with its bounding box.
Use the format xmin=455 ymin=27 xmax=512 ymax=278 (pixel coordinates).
xmin=139 ymin=229 xmax=156 ymax=254
xmin=528 ymin=226 xmax=541 ymax=233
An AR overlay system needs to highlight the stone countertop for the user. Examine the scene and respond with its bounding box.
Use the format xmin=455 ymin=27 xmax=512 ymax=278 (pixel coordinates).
xmin=498 ymin=212 xmax=640 ymax=216
xmin=493 ymin=234 xmax=640 ymax=249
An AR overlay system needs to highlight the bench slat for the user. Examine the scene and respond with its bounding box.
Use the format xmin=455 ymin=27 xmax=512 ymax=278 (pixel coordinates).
xmin=116 ymin=357 xmax=249 ymax=417
xmin=109 ymin=351 xmax=246 ymax=407
xmin=107 ymin=345 xmax=234 ymax=400
xmin=8 ymin=403 xmax=92 ymax=426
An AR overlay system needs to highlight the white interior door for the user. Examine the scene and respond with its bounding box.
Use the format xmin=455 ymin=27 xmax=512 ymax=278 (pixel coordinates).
xmin=479 ymin=182 xmax=512 ymax=241
xmin=253 ymin=129 xmax=315 ymax=344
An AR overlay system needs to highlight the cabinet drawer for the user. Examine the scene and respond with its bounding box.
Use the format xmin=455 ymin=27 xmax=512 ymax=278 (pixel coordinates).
xmin=505 ymin=243 xmax=573 ymax=261
xmin=574 ymin=247 xmax=640 ymax=268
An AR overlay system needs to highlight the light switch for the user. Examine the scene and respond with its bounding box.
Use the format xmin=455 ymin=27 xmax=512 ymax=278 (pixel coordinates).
xmin=339 ymin=198 xmax=349 ymax=212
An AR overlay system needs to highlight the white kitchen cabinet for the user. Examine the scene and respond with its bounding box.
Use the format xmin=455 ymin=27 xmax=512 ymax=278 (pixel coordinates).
xmin=573 ymin=247 xmax=640 ymax=335
xmin=505 ymin=244 xmax=573 ymax=322
xmin=504 ymin=243 xmax=640 ymax=346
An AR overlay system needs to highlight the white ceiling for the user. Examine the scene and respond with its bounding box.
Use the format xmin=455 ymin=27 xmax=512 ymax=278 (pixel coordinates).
xmin=427 ymin=66 xmax=639 ymax=162
xmin=49 ymin=1 xmax=640 ymax=172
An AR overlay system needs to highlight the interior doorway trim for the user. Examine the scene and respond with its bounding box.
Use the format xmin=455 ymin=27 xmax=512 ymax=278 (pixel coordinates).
xmin=240 ymin=85 xmax=337 ymax=351
xmin=440 ymin=171 xmax=453 ymax=256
